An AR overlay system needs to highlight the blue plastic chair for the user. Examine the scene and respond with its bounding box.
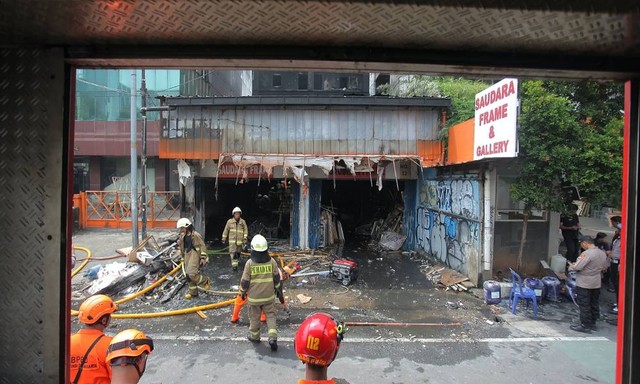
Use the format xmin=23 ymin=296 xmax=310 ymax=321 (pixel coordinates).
xmin=509 ymin=268 xmax=538 ymax=318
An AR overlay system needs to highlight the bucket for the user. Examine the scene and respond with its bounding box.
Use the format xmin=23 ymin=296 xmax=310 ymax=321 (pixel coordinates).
xmin=524 ymin=277 xmax=544 ymax=303
xmin=550 ymin=254 xmax=567 ymax=274
xmin=498 ymin=282 xmax=513 ymax=301
xmin=542 ymin=276 xmax=561 ymax=302
xmin=483 ymin=280 xmax=501 ymax=304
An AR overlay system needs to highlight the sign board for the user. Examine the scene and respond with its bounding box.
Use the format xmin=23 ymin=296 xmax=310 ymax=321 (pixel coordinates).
xmin=473 ymin=78 xmax=519 ymax=160
xmin=217 ymin=162 xmax=269 ymax=179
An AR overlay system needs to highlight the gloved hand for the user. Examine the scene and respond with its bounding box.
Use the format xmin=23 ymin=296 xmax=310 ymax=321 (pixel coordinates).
xmin=200 ymin=256 xmax=209 ymax=267
xmin=240 ymin=291 xmax=247 ymax=300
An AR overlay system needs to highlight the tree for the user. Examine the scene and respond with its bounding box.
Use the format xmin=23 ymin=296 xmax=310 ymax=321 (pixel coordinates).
xmin=511 ymin=81 xmax=582 ymax=269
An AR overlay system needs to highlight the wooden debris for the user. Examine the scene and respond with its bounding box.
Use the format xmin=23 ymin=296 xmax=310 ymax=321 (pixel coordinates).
xmin=297 ymin=294 xmax=312 ymax=304
xmin=439 ymin=268 xmax=470 ymax=287
xmin=488 ymin=305 xmax=502 ymax=314
xmin=196 ymin=310 xmax=207 ymax=319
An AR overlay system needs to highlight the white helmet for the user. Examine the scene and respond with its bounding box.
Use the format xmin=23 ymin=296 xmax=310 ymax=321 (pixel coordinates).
xmin=251 ymin=234 xmax=268 ymax=252
xmin=232 ymin=207 xmax=242 ymax=214
xmin=176 ymin=218 xmax=192 ymax=229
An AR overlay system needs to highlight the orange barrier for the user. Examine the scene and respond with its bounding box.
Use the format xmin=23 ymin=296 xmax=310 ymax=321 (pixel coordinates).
xmin=75 ymin=191 xmax=179 ymax=229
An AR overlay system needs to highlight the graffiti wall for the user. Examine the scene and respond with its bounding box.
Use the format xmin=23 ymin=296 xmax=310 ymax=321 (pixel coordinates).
xmin=416 ymin=177 xmax=481 ymax=276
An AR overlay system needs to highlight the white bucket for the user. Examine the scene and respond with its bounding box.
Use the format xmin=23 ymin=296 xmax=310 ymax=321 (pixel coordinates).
xmin=498 ymin=282 xmax=513 ymax=300
xmin=550 ymin=254 xmax=567 ymax=274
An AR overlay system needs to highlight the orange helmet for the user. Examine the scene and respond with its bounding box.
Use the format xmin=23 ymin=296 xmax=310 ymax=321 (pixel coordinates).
xmin=106 ymin=329 xmax=154 ymax=363
xmin=77 ymin=294 xmax=117 ymax=324
xmin=294 ymin=312 xmax=345 ymax=367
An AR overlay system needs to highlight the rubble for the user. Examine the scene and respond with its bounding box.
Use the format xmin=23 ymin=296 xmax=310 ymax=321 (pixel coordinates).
xmin=420 ymin=264 xmax=473 ymax=292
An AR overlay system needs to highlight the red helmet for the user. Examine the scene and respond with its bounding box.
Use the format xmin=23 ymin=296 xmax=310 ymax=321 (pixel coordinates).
xmin=294 ymin=312 xmax=345 ymax=367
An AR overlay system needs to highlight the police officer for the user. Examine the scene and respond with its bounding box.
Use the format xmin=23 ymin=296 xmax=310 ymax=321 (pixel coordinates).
xmin=70 ymin=294 xmax=117 ymax=384
xmin=294 ymin=313 xmax=346 ymax=384
xmin=221 ymin=207 xmax=248 ymax=271
xmin=177 ymin=217 xmax=210 ymax=299
xmin=240 ymin=234 xmax=284 ymax=351
xmin=106 ymin=329 xmax=154 ymax=384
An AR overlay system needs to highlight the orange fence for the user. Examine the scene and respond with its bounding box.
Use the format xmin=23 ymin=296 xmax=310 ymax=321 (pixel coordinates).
xmin=74 ymin=191 xmax=180 ymax=229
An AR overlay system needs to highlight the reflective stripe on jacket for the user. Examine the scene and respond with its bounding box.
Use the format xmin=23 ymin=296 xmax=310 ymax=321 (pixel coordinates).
xmin=241 ymin=257 xmax=280 ymax=304
xmin=222 ymin=218 xmax=248 ymax=246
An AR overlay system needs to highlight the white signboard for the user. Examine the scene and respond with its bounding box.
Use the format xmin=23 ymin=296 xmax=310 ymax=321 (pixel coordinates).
xmin=474 ymin=78 xmax=519 ymax=160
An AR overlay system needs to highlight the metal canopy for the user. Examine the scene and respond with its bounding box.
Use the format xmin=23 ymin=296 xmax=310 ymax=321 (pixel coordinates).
xmin=2 ymin=1 xmax=639 ymax=78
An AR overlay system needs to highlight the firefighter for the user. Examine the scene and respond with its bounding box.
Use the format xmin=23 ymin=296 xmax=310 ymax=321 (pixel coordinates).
xmin=240 ymin=234 xmax=284 ymax=351
xmin=294 ymin=313 xmax=346 ymax=384
xmin=69 ymin=294 xmax=118 ymax=384
xmin=221 ymin=206 xmax=248 ymax=271
xmin=176 ymin=217 xmax=210 ymax=299
xmin=105 ymin=329 xmax=154 ymax=384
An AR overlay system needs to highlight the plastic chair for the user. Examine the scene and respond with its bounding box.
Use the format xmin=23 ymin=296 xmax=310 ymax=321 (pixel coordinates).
xmin=509 ymin=268 xmax=538 ymax=318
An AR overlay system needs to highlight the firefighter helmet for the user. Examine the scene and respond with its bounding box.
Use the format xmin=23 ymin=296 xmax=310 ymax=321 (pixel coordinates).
xmin=294 ymin=312 xmax=345 ymax=367
xmin=232 ymin=207 xmax=242 ymax=214
xmin=77 ymin=294 xmax=117 ymax=325
xmin=106 ymin=329 xmax=154 ymax=363
xmin=176 ymin=218 xmax=192 ymax=229
xmin=250 ymin=234 xmax=268 ymax=252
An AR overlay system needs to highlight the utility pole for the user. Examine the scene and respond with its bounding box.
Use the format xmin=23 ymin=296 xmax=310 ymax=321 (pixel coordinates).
xmin=130 ymin=71 xmax=138 ymax=247
xmin=141 ymin=69 xmax=148 ymax=239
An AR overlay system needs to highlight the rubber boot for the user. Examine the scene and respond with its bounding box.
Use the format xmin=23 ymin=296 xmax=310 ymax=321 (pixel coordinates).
xmin=268 ymin=338 xmax=278 ymax=351
xmin=231 ymin=295 xmax=246 ymax=323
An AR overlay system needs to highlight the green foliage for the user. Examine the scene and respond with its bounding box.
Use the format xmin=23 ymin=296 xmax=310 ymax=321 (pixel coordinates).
xmin=511 ymin=80 xmax=582 ymax=213
xmin=380 ymin=76 xmax=624 ymax=210
xmin=513 ymin=80 xmax=623 ymax=211
xmin=437 ymin=78 xmax=488 ymax=128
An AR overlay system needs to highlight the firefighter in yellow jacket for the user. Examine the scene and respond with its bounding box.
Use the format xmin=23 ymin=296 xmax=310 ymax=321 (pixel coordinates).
xmin=177 ymin=218 xmax=210 ymax=299
xmin=240 ymin=234 xmax=284 ymax=351
xmin=221 ymin=206 xmax=248 ymax=271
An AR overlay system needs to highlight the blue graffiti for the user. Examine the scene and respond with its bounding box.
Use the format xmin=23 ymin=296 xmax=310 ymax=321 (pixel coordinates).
xmin=416 ymin=178 xmax=482 ymax=275
xmin=444 ymin=216 xmax=457 ymax=239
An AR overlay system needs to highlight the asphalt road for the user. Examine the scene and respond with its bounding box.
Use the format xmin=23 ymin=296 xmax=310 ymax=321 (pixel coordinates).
xmin=71 ymin=228 xmax=617 ymax=384
xmin=140 ymin=334 xmax=615 ymax=384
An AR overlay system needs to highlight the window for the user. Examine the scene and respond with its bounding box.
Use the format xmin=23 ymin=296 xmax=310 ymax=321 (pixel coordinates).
xmin=297 ymin=73 xmax=308 ymax=90
xmin=339 ymin=76 xmax=348 ymax=89
xmin=314 ymin=74 xmax=323 ymax=90
xmin=495 ymin=176 xmax=547 ymax=222
xmin=272 ymin=74 xmax=282 ymax=87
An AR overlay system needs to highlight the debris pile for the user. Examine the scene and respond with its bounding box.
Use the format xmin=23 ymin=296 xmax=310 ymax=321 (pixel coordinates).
xmin=421 ymin=265 xmax=474 ymax=292
xmin=320 ymin=207 xmax=344 ymax=247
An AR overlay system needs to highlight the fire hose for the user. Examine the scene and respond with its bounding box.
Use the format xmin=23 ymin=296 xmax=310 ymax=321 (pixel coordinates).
xmin=70 ymin=246 xmax=235 ymax=318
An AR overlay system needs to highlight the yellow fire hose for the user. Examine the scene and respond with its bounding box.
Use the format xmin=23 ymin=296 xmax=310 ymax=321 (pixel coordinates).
xmin=71 ymin=246 xmax=92 ymax=278
xmin=69 ymin=245 xmax=324 ymax=319
xmin=114 ymin=262 xmax=184 ymax=305
xmin=70 ymin=246 xmax=236 ymax=318
xmin=110 ymin=299 xmax=235 ymax=319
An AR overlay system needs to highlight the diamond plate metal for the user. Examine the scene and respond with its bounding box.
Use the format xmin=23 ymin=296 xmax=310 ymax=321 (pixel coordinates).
xmin=0 ymin=49 xmax=66 ymax=383
xmin=0 ymin=1 xmax=638 ymax=57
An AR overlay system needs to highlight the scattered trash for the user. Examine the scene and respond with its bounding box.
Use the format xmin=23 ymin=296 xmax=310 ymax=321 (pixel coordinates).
xmin=297 ymin=294 xmax=312 ymax=304
xmin=378 ymin=231 xmax=407 ymax=251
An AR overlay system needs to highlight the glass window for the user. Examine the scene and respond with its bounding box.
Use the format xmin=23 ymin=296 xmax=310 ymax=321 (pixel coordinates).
xmin=272 ymin=74 xmax=282 ymax=87
xmin=314 ymin=74 xmax=323 ymax=90
xmin=297 ymin=73 xmax=308 ymax=90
